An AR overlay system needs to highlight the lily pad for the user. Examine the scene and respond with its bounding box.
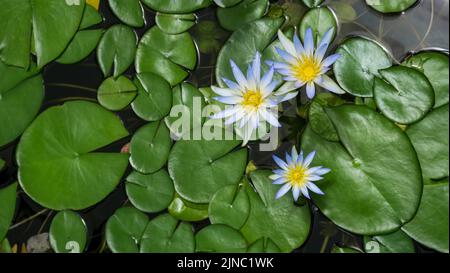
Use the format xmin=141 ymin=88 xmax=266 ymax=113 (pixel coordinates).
xmin=209 ymin=184 xmax=250 ymax=230
xmin=57 ymin=30 xmax=103 ymax=65
xmin=109 ymin=0 xmax=145 ymax=27
xmin=240 ymin=170 xmax=311 ymax=253
xmin=302 ymin=0 xmax=324 ymax=8
xmin=142 ymin=0 xmax=212 ymax=13
xmin=299 ymin=7 xmax=338 ymax=45
xmin=136 ymin=26 xmax=197 ymax=86
xmin=406 ymin=104 xmax=449 ymax=181
xmin=364 ymin=230 xmax=415 ymax=253
xmin=331 ymin=245 xmax=361 ymax=253
xmin=301 ymin=105 xmax=422 ymax=234
xmin=247 ymin=237 xmax=281 ymax=253
xmin=129 ymin=121 xmax=172 ymax=174
xmin=403 ymin=51 xmax=449 ymax=108
xmin=140 ymin=214 xmax=195 ymax=253
xmin=333 ymin=37 xmax=392 ymax=97
xmin=17 ymin=101 xmax=129 ymax=210
xmin=168 ymin=137 xmax=247 ymax=203
xmin=105 ymin=207 xmax=149 ymax=253
xmin=308 ymin=92 xmax=345 ymax=142
xmin=217 ymin=0 xmax=269 ymax=31
xmin=216 ymin=17 xmax=285 ymax=87
xmin=97 ymin=24 xmax=137 ymax=77
xmin=0 ymin=239 xmax=12 ymax=253
xmin=195 ymin=224 xmax=247 ymax=253
xmin=402 ymin=181 xmax=449 ymax=253
xmin=374 ymin=66 xmax=434 ymax=124
xmin=0 ymin=0 xmax=85 ymax=68
xmin=126 ymin=169 xmax=175 ymax=213
xmin=97 ymin=76 xmax=137 ymax=111
xmin=0 ymin=183 xmax=17 ymax=242
xmin=214 ymin=0 xmax=242 ymax=8
xmin=49 ymin=210 xmax=88 ymax=253
xmin=366 ymin=0 xmax=417 ymax=13
xmin=168 ymin=194 xmax=209 ymax=222
xmin=0 ymin=62 xmax=44 ymax=148
xmin=132 ymin=73 xmax=173 ymax=122
xmin=156 ymin=13 xmax=197 ymax=35
xmin=79 ymin=4 xmax=103 ymax=29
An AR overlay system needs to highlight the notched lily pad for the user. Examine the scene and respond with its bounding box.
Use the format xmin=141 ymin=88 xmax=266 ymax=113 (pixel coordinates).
xmin=109 ymin=0 xmax=145 ymax=27
xmin=156 ymin=13 xmax=197 ymax=35
xmin=97 ymin=76 xmax=137 ymax=111
xmin=217 ymin=0 xmax=269 ymax=31
xmin=308 ymin=92 xmax=345 ymax=142
xmin=49 ymin=210 xmax=88 ymax=253
xmin=247 ymin=237 xmax=281 ymax=253
xmin=299 ymin=6 xmax=338 ymax=45
xmin=195 ymin=224 xmax=248 ymax=253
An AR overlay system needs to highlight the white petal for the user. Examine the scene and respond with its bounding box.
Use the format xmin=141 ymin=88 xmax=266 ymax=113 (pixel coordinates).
xmin=293 ymin=33 xmax=305 ymax=56
xmin=292 ymin=186 xmax=301 ymax=201
xmin=307 ymin=167 xmax=331 ymax=176
xmin=272 ymin=155 xmax=288 ymax=170
xmin=322 ymin=53 xmax=341 ymax=67
xmin=211 ymin=107 xmax=240 ymax=119
xmin=275 ymin=183 xmax=292 ymax=199
xmin=214 ymin=96 xmax=242 ymax=104
xmin=303 ymin=150 xmax=316 ymax=167
xmin=307 ymin=182 xmax=324 ymax=195
xmin=252 ymin=52 xmax=261 ymax=84
xmin=318 ymin=28 xmax=334 ymax=50
xmin=230 ymin=60 xmax=248 ymax=89
xmin=306 ymin=82 xmax=316 ymax=99
xmin=314 ymin=43 xmax=328 ymax=62
xmin=276 ymin=47 xmax=298 ymax=65
xmin=225 ymin=108 xmax=246 ymax=125
xmin=297 ymin=150 xmax=304 ymax=164
xmin=300 ymin=186 xmax=310 ymax=199
xmin=273 ymin=177 xmax=287 ymax=185
xmin=275 ymin=81 xmax=298 ymax=95
xmin=246 ymin=64 xmax=256 ymax=90
xmin=303 ymin=28 xmax=314 ymax=55
xmin=307 ymin=175 xmax=324 ymax=181
xmin=315 ymin=74 xmax=345 ymax=94
xmin=291 ymin=146 xmax=298 ymax=163
xmin=285 ymin=152 xmax=293 ymax=165
xmin=277 ymin=30 xmax=297 ymax=56
xmin=260 ymin=66 xmax=275 ymax=90
xmin=211 ymin=86 xmax=240 ymax=96
xmin=276 ymin=91 xmax=298 ymax=103
xmin=222 ymin=78 xmax=241 ymax=90
xmin=260 ymin=109 xmax=281 ymax=127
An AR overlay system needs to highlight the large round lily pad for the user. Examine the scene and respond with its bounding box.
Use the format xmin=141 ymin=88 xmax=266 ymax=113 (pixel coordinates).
xmin=333 ymin=37 xmax=392 ymax=97
xmin=168 ymin=137 xmax=247 ymax=203
xmin=17 ymin=101 xmax=129 ymax=210
xmin=217 ymin=0 xmax=269 ymax=31
xmin=49 ymin=210 xmax=88 ymax=253
xmin=0 ymin=62 xmax=44 ymax=148
xmin=156 ymin=13 xmax=197 ymax=35
xmin=109 ymin=0 xmax=145 ymax=27
xmin=366 ymin=0 xmax=417 ymax=13
xmin=0 ymin=183 xmax=17 ymax=242
xmin=364 ymin=230 xmax=415 ymax=253
xmin=240 ymin=170 xmax=312 ymax=253
xmin=374 ymin=66 xmax=434 ymax=124
xmin=301 ymin=105 xmax=422 ymax=235
xmin=195 ymin=224 xmax=247 ymax=253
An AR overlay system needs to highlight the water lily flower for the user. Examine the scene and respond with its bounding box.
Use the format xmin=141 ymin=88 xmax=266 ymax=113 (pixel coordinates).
xmin=270 ymin=27 xmax=345 ymax=99
xmin=211 ymin=52 xmax=296 ymax=145
xmin=270 ymin=146 xmax=330 ymax=201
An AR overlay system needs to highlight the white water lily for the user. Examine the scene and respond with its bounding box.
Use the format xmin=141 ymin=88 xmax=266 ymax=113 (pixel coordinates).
xmin=270 ymin=27 xmax=345 ymax=99
xmin=211 ymin=52 xmax=296 ymax=145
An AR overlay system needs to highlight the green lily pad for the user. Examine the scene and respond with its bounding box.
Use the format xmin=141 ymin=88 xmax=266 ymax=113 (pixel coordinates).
xmin=126 ymin=169 xmax=175 ymax=213
xmin=195 ymin=224 xmax=248 ymax=253
xmin=299 ymin=6 xmax=338 ymax=45
xmin=168 ymin=194 xmax=209 ymax=222
xmin=403 ymin=51 xmax=449 ymax=108
xmin=216 ymin=17 xmax=285 ymax=87
xmin=109 ymin=0 xmax=145 ymax=27
xmin=49 ymin=210 xmax=88 ymax=253
xmin=214 ymin=0 xmax=242 ymax=8
xmin=168 ymin=137 xmax=247 ymax=203
xmin=129 ymin=121 xmax=172 ymax=174
xmin=374 ymin=66 xmax=434 ymax=124
xmin=209 ymin=184 xmax=250 ymax=230
xmin=0 ymin=239 xmax=12 ymax=253
xmin=17 ymin=101 xmax=129 ymax=210
xmin=333 ymin=37 xmax=392 ymax=97
xmin=217 ymin=0 xmax=269 ymax=31
xmin=132 ymin=73 xmax=173 ymax=122
xmin=364 ymin=230 xmax=415 ymax=253
xmin=308 ymin=92 xmax=345 ymax=142
xmin=79 ymin=4 xmax=103 ymax=30
xmin=0 ymin=0 xmax=85 ymax=68
xmin=136 ymin=26 xmax=197 ymax=86
xmin=142 ymin=0 xmax=212 ymax=13
xmin=402 ymin=181 xmax=449 ymax=253
xmin=97 ymin=24 xmax=137 ymax=78
xmin=331 ymin=245 xmax=361 ymax=253
xmin=57 ymin=30 xmax=103 ymax=65
xmin=0 ymin=182 xmax=17 ymax=242
xmin=329 ymin=1 xmax=357 ymax=23
xmin=140 ymin=214 xmax=195 ymax=253
xmin=406 ymin=104 xmax=449 ymax=181
xmin=302 ymin=0 xmax=324 ymax=8
xmin=366 ymin=0 xmax=417 ymax=13
xmin=97 ymin=76 xmax=137 ymax=111
xmin=247 ymin=237 xmax=282 ymax=253
xmin=0 ymin=62 xmax=44 ymax=148
xmin=105 ymin=207 xmax=149 ymax=253
xmin=301 ymin=105 xmax=422 ymax=235
xmin=156 ymin=13 xmax=197 ymax=35
xmin=240 ymin=170 xmax=311 ymax=253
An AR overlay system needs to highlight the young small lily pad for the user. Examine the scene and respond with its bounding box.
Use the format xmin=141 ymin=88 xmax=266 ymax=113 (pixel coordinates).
xmin=129 ymin=121 xmax=172 ymax=174
xmin=333 ymin=37 xmax=392 ymax=97
xmin=374 ymin=66 xmax=434 ymax=124
xmin=156 ymin=13 xmax=197 ymax=35
xmin=217 ymin=0 xmax=269 ymax=31
xmin=366 ymin=0 xmax=417 ymax=13
xmin=168 ymin=194 xmax=209 ymax=222
xmin=142 ymin=0 xmax=212 ymax=13
xmin=97 ymin=25 xmax=137 ymax=77
xmin=126 ymin=169 xmax=175 ymax=213
xmin=299 ymin=6 xmax=338 ymax=45
xmin=0 ymin=183 xmax=17 ymax=242
xmin=49 ymin=210 xmax=88 ymax=253
xmin=195 ymin=224 xmax=248 ymax=253
xmin=364 ymin=230 xmax=415 ymax=253
xmin=140 ymin=214 xmax=195 ymax=253
xmin=109 ymin=0 xmax=145 ymax=28
xmin=97 ymin=76 xmax=138 ymax=111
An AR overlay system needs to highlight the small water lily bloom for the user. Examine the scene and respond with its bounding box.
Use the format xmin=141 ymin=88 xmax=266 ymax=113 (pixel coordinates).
xmin=270 ymin=27 xmax=345 ymax=99
xmin=270 ymin=147 xmax=330 ymax=201
xmin=211 ymin=52 xmax=295 ymax=145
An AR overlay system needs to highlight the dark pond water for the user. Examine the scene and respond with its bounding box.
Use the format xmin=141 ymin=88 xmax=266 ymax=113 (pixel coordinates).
xmin=1 ymin=0 xmax=448 ymax=253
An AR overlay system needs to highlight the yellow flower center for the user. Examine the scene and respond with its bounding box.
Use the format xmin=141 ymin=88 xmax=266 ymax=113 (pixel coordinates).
xmin=286 ymin=165 xmax=309 ymax=187
xmin=242 ymin=90 xmax=263 ymax=109
xmin=293 ymin=55 xmax=322 ymax=83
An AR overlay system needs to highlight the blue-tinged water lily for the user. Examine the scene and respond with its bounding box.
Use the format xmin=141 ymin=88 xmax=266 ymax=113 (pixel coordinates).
xmin=270 ymin=28 xmax=345 ymax=99
xmin=270 ymin=146 xmax=330 ymax=201
xmin=211 ymin=52 xmax=296 ymax=145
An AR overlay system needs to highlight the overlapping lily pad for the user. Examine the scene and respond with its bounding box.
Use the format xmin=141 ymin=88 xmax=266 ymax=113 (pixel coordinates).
xmin=49 ymin=210 xmax=88 ymax=253
xmin=142 ymin=0 xmax=212 ymax=13
xmin=308 ymin=92 xmax=345 ymax=142
xmin=17 ymin=101 xmax=129 ymax=210
xmin=156 ymin=13 xmax=197 ymax=34
xmin=217 ymin=0 xmax=269 ymax=31
xmin=247 ymin=237 xmax=281 ymax=253
xmin=168 ymin=194 xmax=209 ymax=222
xmin=196 ymin=224 xmax=247 ymax=253
xmin=364 ymin=230 xmax=415 ymax=253
xmin=0 ymin=183 xmax=17 ymax=242
xmin=301 ymin=105 xmax=422 ymax=235
xmin=302 ymin=0 xmax=324 ymax=8
xmin=299 ymin=6 xmax=338 ymax=45
xmin=366 ymin=0 xmax=417 ymax=13
xmin=97 ymin=76 xmax=137 ymax=111
xmin=214 ymin=0 xmax=242 ymax=8
xmin=109 ymin=0 xmax=145 ymax=27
